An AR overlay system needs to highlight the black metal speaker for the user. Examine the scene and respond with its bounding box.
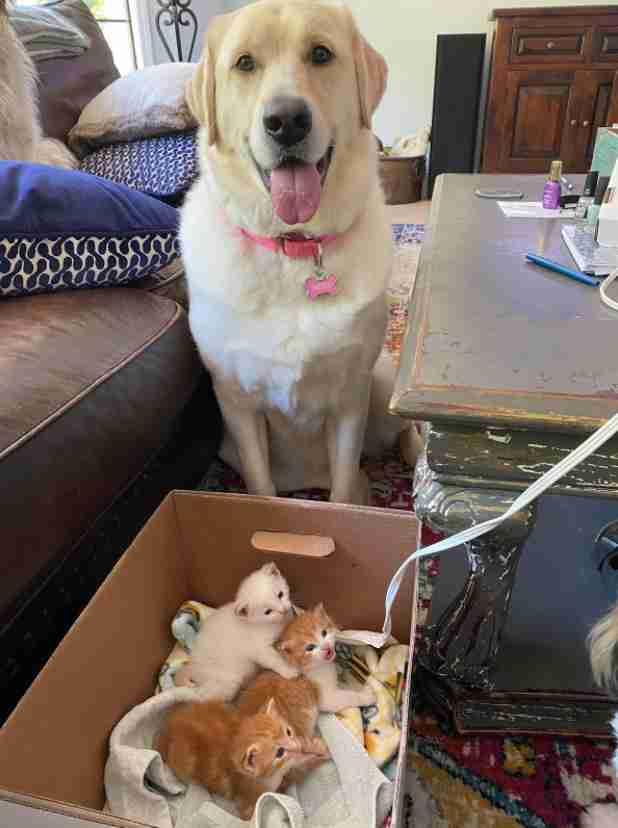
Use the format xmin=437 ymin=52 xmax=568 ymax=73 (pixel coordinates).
xmin=429 ymin=34 xmax=487 ymax=197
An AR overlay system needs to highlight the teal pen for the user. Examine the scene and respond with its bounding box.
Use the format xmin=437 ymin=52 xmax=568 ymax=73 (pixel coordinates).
xmin=525 ymin=253 xmax=600 ymax=287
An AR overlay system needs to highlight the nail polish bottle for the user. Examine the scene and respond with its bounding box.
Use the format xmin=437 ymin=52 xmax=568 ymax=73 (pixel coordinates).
xmin=543 ymin=160 xmax=562 ymax=209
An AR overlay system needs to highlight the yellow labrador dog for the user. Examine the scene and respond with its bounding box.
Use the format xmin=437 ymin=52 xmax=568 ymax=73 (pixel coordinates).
xmin=182 ymin=0 xmax=421 ymax=504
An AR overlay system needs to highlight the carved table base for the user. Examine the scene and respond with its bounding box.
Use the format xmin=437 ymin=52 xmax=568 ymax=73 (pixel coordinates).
xmin=415 ymin=454 xmax=536 ymax=688
xmin=412 ymin=448 xmax=617 ymax=737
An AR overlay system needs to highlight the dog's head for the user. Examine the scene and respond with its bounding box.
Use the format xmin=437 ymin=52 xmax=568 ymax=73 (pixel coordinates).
xmin=187 ymin=0 xmax=387 ymax=230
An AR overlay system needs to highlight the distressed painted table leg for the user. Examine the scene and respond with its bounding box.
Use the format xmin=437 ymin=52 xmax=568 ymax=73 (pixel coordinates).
xmin=414 ymin=454 xmax=537 ymax=689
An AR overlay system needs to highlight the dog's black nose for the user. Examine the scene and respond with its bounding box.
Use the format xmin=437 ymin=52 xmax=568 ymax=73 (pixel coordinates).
xmin=263 ymin=97 xmax=312 ymax=147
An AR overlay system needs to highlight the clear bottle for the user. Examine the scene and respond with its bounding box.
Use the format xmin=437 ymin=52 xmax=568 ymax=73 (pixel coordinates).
xmin=575 ymin=171 xmax=599 ymax=219
xmin=543 ymin=160 xmax=563 ymax=210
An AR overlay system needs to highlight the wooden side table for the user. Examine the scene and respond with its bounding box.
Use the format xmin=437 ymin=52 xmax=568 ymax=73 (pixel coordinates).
xmin=393 ymin=173 xmax=618 ymax=735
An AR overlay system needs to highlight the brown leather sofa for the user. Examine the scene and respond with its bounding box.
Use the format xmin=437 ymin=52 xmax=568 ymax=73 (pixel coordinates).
xmin=0 ymin=3 xmax=221 ymax=720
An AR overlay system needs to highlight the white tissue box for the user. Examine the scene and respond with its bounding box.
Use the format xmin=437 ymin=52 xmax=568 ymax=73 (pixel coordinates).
xmin=596 ymin=156 xmax=618 ymax=247
xmin=597 ymin=199 xmax=618 ymax=247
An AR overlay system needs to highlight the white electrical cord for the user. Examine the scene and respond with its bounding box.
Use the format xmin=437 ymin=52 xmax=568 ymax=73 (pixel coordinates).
xmin=340 ymin=411 xmax=618 ymax=648
xmin=601 ymin=266 xmax=618 ymax=311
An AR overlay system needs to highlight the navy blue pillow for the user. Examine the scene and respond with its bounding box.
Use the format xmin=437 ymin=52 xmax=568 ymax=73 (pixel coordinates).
xmin=0 ymin=161 xmax=180 ymax=298
xmin=79 ymin=131 xmax=199 ymax=206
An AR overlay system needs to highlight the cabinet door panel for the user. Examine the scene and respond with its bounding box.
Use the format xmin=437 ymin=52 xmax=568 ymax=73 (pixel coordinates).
xmin=498 ymin=71 xmax=577 ymax=172
xmin=573 ymin=70 xmax=618 ymax=169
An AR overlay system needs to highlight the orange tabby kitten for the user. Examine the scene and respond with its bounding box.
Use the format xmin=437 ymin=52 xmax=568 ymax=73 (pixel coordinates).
xmin=237 ymin=671 xmax=330 ymax=785
xmin=158 ymin=698 xmax=307 ymax=820
xmin=275 ymin=603 xmax=376 ymax=712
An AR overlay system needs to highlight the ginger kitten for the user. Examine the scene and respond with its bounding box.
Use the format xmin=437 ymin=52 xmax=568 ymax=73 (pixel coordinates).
xmin=175 ymin=563 xmax=297 ymax=698
xmin=276 ymin=604 xmax=376 ymax=712
xmin=237 ymin=672 xmax=330 ymax=786
xmin=158 ymin=698 xmax=307 ymax=820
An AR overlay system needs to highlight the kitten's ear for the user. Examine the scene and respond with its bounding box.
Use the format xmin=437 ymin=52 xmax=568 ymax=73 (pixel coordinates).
xmin=242 ymin=744 xmax=259 ymax=775
xmin=262 ymin=697 xmax=282 ymax=720
xmin=234 ymin=602 xmax=249 ymax=618
xmin=262 ymin=562 xmax=281 ymax=577
xmin=316 ymin=602 xmax=337 ymax=628
xmin=315 ymin=602 xmax=330 ymax=621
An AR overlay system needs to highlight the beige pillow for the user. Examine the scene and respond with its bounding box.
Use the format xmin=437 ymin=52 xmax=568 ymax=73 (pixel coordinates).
xmin=68 ymin=63 xmax=197 ymax=157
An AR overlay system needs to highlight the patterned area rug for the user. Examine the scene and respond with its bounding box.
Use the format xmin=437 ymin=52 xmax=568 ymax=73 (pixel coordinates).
xmin=199 ymin=223 xmax=617 ymax=827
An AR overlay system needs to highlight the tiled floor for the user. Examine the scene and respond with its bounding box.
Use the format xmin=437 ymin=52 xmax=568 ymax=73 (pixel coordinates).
xmin=386 ymin=200 xmax=431 ymax=225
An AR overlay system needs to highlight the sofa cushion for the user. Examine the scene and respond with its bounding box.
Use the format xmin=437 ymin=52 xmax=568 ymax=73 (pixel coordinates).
xmin=26 ymin=0 xmax=119 ymax=144
xmin=0 ymin=288 xmax=202 ymax=622
xmin=79 ymin=131 xmax=198 ymax=205
xmin=68 ymin=63 xmax=197 ymax=157
xmin=0 ymin=162 xmax=180 ymax=298
xmin=10 ymin=2 xmax=91 ymax=62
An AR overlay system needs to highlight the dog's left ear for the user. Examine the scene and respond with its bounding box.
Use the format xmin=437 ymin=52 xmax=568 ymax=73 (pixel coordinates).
xmin=341 ymin=7 xmax=388 ymax=129
xmin=185 ymin=12 xmax=234 ymax=146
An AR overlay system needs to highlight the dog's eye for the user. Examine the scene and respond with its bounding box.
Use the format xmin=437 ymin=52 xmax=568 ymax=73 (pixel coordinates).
xmin=321 ymin=629 xmax=327 ymax=638
xmin=235 ymin=54 xmax=256 ymax=72
xmin=276 ymin=747 xmax=286 ymax=758
xmin=265 ymin=609 xmax=272 ymax=615
xmin=305 ymin=644 xmax=317 ymax=652
xmin=278 ymin=591 xmax=284 ymax=599
xmin=311 ymin=45 xmax=333 ymax=65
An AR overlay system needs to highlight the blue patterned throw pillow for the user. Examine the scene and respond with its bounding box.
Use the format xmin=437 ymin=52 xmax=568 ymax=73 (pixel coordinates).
xmin=79 ymin=131 xmax=198 ymax=205
xmin=0 ymin=161 xmax=180 ymax=298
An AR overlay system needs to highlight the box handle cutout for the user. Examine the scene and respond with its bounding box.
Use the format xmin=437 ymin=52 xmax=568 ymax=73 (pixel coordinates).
xmin=251 ymin=531 xmax=334 ymax=558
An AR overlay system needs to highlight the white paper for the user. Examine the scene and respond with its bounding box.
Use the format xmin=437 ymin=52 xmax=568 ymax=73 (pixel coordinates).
xmin=498 ymin=200 xmax=572 ymax=218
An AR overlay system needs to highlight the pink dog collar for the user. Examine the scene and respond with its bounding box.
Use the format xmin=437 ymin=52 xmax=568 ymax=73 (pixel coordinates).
xmin=239 ymin=228 xmax=338 ymax=259
xmin=239 ymin=228 xmax=339 ymax=299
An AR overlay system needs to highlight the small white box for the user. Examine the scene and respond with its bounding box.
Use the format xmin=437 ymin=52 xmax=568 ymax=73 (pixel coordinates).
xmin=597 ymin=158 xmax=618 ymax=246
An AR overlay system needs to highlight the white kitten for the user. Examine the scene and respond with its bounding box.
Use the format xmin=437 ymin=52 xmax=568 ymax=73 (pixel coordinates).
xmin=175 ymin=562 xmax=297 ymax=699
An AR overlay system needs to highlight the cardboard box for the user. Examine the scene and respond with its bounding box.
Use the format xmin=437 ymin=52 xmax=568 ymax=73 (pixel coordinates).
xmin=0 ymin=491 xmax=419 ymax=828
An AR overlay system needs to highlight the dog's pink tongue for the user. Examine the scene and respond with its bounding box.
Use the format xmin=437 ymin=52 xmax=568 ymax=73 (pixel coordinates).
xmin=270 ymin=163 xmax=321 ymax=225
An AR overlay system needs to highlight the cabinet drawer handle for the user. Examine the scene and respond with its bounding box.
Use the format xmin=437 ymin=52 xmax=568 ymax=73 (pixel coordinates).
xmin=582 ymin=120 xmax=590 ymax=127
xmin=546 ymin=40 xmax=556 ymax=49
xmin=570 ymin=119 xmax=578 ymax=127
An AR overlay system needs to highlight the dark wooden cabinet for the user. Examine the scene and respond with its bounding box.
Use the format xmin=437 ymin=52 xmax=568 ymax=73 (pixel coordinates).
xmin=482 ymin=7 xmax=618 ymax=173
